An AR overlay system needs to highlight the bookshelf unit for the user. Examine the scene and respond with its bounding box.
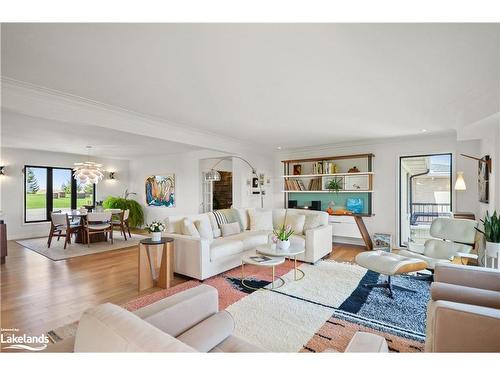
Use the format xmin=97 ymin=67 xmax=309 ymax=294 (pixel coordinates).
xmin=282 ymin=153 xmax=374 ymax=216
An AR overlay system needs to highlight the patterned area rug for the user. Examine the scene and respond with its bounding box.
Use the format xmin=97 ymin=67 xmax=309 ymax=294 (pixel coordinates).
xmin=48 ymin=259 xmax=430 ymax=352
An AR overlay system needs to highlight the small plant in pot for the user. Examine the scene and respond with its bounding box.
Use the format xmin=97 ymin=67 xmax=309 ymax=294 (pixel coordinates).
xmin=272 ymin=211 xmax=294 ymax=251
xmin=476 ymin=211 xmax=500 ymax=265
xmin=146 ymin=220 xmax=165 ymax=242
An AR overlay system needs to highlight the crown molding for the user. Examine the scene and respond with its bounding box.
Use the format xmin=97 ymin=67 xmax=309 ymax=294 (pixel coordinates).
xmin=0 ymin=77 xmax=273 ymax=156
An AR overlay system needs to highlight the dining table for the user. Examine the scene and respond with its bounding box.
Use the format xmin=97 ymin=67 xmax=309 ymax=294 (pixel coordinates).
xmin=68 ymin=209 xmax=123 ymax=244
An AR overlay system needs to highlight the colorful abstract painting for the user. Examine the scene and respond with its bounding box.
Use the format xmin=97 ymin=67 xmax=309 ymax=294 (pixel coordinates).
xmin=145 ymin=174 xmax=175 ymax=207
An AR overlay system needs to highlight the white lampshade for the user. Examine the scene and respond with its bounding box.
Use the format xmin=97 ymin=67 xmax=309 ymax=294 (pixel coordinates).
xmin=455 ymin=171 xmax=466 ymax=191
xmin=205 ymin=169 xmax=221 ymax=182
xmin=73 ymin=161 xmax=104 ymax=184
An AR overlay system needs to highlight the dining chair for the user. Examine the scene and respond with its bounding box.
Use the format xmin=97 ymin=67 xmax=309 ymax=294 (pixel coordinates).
xmin=48 ymin=213 xmax=81 ymax=249
xmin=84 ymin=212 xmax=113 ymax=247
xmin=111 ymin=209 xmax=131 ymax=240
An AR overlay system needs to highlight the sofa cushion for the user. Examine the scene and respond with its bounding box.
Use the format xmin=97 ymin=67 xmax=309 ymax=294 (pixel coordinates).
xmin=303 ymin=213 xmax=324 ymax=233
xmin=74 ymin=303 xmax=195 ymax=352
xmin=285 ymin=214 xmax=306 ymax=234
xmin=221 ymin=222 xmax=241 ymax=237
xmin=290 ymin=234 xmax=306 ymax=250
xmin=181 ymin=218 xmax=200 ymax=237
xmin=177 ymin=311 xmax=235 ymax=352
xmin=194 ymin=219 xmax=214 ymax=243
xmin=210 ymin=237 xmax=244 ymax=261
xmin=248 ymin=209 xmax=273 ymax=231
xmin=213 ymin=209 xmax=244 ymax=231
xmin=235 ymin=208 xmax=250 ymax=230
xmin=207 ymin=212 xmax=221 ymax=238
xmin=229 ymin=230 xmax=270 ymax=251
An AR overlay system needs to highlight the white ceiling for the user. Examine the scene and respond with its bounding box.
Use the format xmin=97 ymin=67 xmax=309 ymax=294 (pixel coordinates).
xmin=1 ymin=111 xmax=201 ymax=159
xmin=1 ymin=23 xmax=499 ymax=150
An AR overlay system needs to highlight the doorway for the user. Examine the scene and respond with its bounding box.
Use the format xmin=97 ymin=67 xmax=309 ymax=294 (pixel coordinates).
xmin=213 ymin=171 xmax=233 ymax=209
xmin=399 ymin=153 xmax=452 ymax=249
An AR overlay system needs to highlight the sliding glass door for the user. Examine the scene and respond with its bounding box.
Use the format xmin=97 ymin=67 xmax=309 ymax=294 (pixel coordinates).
xmin=399 ymin=153 xmax=452 ymax=248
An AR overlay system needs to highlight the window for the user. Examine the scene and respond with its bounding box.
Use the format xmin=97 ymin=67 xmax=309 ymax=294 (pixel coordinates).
xmin=399 ymin=153 xmax=452 ymax=248
xmin=24 ymin=165 xmax=96 ymax=223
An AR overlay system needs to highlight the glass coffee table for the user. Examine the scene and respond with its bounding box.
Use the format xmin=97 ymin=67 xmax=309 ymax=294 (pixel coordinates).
xmin=256 ymin=244 xmax=305 ymax=281
xmin=241 ymin=254 xmax=286 ymax=290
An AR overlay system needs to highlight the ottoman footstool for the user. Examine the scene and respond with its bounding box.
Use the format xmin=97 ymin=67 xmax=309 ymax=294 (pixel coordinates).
xmin=355 ymin=250 xmax=428 ymax=298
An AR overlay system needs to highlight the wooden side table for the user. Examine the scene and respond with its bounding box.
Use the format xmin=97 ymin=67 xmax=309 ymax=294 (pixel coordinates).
xmin=138 ymin=237 xmax=174 ymax=291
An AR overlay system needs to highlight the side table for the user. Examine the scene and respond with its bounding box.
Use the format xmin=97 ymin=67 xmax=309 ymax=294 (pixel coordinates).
xmin=138 ymin=237 xmax=174 ymax=291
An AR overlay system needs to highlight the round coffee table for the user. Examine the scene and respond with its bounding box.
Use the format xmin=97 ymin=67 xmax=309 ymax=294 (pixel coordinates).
xmin=256 ymin=244 xmax=305 ymax=281
xmin=241 ymin=254 xmax=286 ymax=290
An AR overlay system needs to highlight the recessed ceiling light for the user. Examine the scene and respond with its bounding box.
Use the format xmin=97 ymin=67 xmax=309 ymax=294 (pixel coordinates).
xmin=421 ymin=129 xmax=428 ymax=133
xmin=277 ymin=146 xmax=282 ymax=150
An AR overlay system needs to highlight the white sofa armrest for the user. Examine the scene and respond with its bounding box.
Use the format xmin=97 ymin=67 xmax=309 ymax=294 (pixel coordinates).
xmin=167 ymin=233 xmax=210 ymax=280
xmin=303 ymin=225 xmax=333 ymax=263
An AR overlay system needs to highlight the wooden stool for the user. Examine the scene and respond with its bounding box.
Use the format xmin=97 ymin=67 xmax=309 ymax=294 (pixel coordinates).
xmin=138 ymin=237 xmax=174 ymax=291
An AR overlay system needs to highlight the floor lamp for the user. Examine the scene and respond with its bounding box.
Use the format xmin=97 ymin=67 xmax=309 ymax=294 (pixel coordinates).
xmin=204 ymin=156 xmax=264 ymax=209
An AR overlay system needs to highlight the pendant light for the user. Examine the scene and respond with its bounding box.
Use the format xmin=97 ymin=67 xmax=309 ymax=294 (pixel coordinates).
xmin=73 ymin=146 xmax=104 ymax=184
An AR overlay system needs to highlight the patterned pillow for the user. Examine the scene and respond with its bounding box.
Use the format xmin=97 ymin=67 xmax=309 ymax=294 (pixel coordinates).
xmin=212 ymin=208 xmax=244 ymax=231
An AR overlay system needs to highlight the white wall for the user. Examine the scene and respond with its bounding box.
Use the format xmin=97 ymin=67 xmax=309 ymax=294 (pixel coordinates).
xmin=0 ymin=147 xmax=130 ymax=239
xmin=274 ymin=132 xmax=480 ymax=247
xmin=128 ymin=149 xmax=275 ymax=225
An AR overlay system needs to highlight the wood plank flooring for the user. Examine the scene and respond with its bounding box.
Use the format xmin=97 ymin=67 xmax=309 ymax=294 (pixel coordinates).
xmin=0 ymin=239 xmax=365 ymax=337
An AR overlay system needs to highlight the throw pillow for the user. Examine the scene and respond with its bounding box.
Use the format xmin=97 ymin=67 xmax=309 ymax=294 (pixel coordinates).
xmin=221 ymin=222 xmax=241 ymax=237
xmin=181 ymin=218 xmax=200 ymax=238
xmin=207 ymin=212 xmax=221 ymax=238
xmin=213 ymin=209 xmax=244 ymax=231
xmin=194 ymin=219 xmax=214 ymax=243
xmin=282 ymin=214 xmax=306 ymax=235
xmin=248 ymin=209 xmax=273 ymax=231
xmin=303 ymin=214 xmax=323 ymax=233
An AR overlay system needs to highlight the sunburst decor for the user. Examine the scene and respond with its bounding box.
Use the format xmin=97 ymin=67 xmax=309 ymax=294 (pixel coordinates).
xmin=73 ymin=146 xmax=104 ymax=184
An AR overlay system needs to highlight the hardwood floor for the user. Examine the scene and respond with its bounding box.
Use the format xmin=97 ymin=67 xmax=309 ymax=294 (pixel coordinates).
xmin=0 ymin=239 xmax=366 ymax=337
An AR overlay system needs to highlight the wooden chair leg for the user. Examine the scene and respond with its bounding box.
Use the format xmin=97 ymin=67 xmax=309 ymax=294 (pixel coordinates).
xmin=127 ymin=222 xmax=131 ymax=238
xmin=110 ymin=228 xmax=113 ymax=244
xmin=57 ymin=231 xmax=61 ymax=241
xmin=121 ymin=224 xmax=127 ymax=240
xmin=48 ymin=230 xmax=53 ymax=248
xmin=64 ymin=232 xmax=69 ymax=249
xmin=87 ymin=231 xmax=90 ymax=248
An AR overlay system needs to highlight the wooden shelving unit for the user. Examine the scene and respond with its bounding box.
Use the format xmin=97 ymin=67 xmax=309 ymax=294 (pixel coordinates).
xmin=282 ymin=153 xmax=374 ymax=216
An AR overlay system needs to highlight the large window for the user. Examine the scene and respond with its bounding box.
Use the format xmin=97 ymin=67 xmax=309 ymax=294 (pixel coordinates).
xmin=24 ymin=165 xmax=95 ymax=223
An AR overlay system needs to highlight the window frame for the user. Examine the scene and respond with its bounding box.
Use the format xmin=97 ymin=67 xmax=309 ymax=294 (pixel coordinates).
xmin=398 ymin=153 xmax=453 ymax=247
xmin=24 ymin=165 xmax=96 ymax=224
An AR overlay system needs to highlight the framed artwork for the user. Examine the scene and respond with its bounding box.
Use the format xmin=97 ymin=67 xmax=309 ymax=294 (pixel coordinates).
xmin=373 ymin=233 xmax=392 ymax=251
xmin=293 ymin=164 xmax=302 ymax=175
xmin=252 ymin=177 xmax=259 ymax=188
xmin=145 ymin=174 xmax=175 ymax=207
xmin=478 ymin=155 xmax=490 ymax=204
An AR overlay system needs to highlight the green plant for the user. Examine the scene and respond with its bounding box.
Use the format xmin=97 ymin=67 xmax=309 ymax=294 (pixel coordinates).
xmin=327 ymin=178 xmax=343 ymax=193
xmin=145 ymin=221 xmax=165 ymax=233
xmin=476 ymin=211 xmax=500 ymax=243
xmin=272 ymin=210 xmax=294 ymax=241
xmin=103 ymin=196 xmax=144 ymax=228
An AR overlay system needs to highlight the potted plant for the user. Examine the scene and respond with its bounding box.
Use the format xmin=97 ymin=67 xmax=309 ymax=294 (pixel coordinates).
xmin=272 ymin=211 xmax=294 ymax=250
xmin=103 ymin=195 xmax=144 ymax=228
xmin=146 ymin=220 xmax=165 ymax=242
xmin=327 ymin=177 xmax=343 ymax=193
xmin=476 ymin=211 xmax=500 ymax=263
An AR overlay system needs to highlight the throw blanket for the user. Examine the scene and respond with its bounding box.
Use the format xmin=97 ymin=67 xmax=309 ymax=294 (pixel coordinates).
xmin=213 ymin=209 xmax=244 ymax=231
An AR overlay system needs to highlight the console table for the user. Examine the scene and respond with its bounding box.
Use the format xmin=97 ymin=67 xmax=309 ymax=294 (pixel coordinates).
xmin=138 ymin=237 xmax=174 ymax=291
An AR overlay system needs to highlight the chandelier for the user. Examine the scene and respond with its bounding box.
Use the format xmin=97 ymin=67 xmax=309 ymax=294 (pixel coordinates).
xmin=73 ymin=146 xmax=104 ymax=184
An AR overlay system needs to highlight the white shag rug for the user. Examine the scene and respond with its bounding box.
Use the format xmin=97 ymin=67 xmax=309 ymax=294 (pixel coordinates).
xmin=17 ymin=232 xmax=147 ymax=261
xmin=226 ymin=260 xmax=367 ymax=352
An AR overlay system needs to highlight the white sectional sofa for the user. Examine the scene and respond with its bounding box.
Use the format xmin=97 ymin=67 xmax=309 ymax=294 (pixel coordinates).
xmin=166 ymin=208 xmax=332 ymax=280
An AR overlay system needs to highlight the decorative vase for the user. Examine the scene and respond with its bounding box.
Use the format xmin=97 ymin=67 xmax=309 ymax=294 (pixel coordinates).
xmin=151 ymin=232 xmax=162 ymax=242
xmin=485 ymin=241 xmax=500 ymax=258
xmin=277 ymin=239 xmax=290 ymax=250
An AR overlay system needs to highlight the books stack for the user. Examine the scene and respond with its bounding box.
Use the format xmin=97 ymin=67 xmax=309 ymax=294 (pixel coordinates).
xmin=307 ymin=178 xmax=322 ymax=191
xmin=312 ymin=161 xmax=338 ymax=174
xmin=284 ymin=179 xmax=307 ymax=191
